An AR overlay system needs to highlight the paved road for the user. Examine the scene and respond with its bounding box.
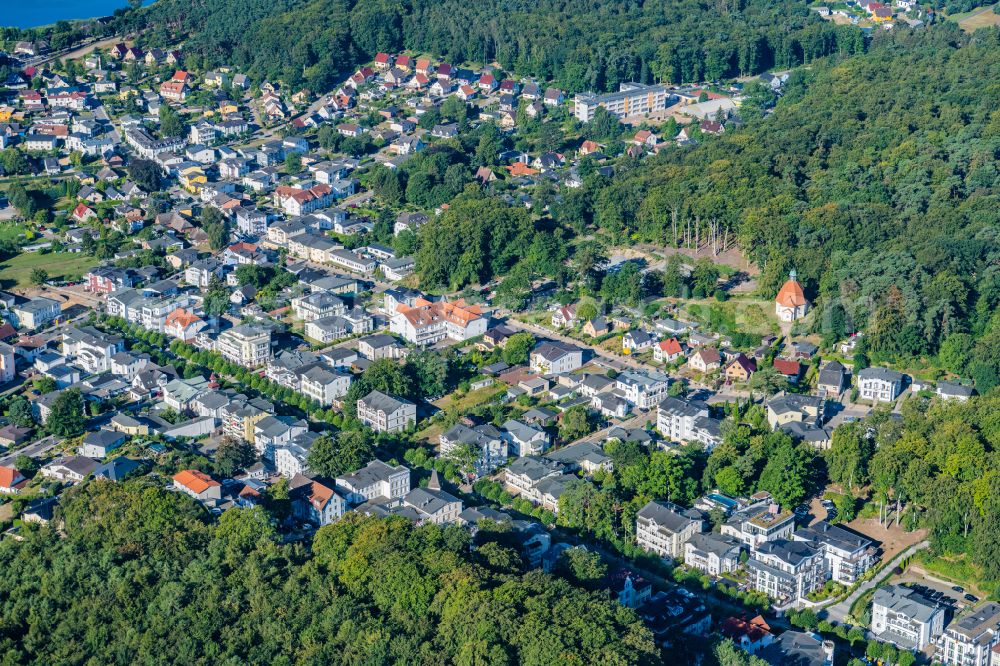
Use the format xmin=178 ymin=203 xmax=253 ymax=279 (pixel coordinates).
xmin=822 ymin=540 xmax=930 ymax=623
xmin=505 ymin=318 xmax=656 ymax=374
xmin=0 ymin=435 xmax=61 ymax=466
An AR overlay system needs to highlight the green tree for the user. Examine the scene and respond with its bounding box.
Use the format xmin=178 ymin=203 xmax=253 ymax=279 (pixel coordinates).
xmin=45 ymin=388 xmax=85 ymax=436
xmin=30 ymin=268 xmax=49 ymax=286
xmin=215 ymin=438 xmax=256 ymax=477
xmin=559 ymin=406 xmax=594 ymax=442
xmin=501 ymin=332 xmax=535 ymax=366
xmin=7 ymin=396 xmax=36 ymax=428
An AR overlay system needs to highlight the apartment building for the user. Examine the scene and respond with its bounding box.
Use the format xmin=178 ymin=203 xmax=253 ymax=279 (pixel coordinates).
xmin=573 ymin=83 xmax=672 ymax=122
xmin=684 ymin=532 xmax=743 ymax=576
xmin=440 ymin=423 xmax=508 ymax=477
xmin=937 ymin=602 xmax=1000 ymax=666
xmin=721 ymin=503 xmax=796 ymax=552
xmin=748 ymin=539 xmax=826 ymax=607
xmin=217 ymin=324 xmax=272 ymax=368
xmin=636 ymin=500 xmax=703 ymax=560
xmin=357 ymin=390 xmax=416 ymax=433
xmin=872 ymin=585 xmax=947 ymax=651
xmin=291 ymin=291 xmax=346 ymax=322
xmin=656 ymin=396 xmax=722 ymax=449
xmin=390 ymin=298 xmax=486 ymax=346
xmin=62 ymin=326 xmax=124 ymax=374
xmin=335 ymin=459 xmax=410 ymax=505
xmin=857 ymin=367 xmax=905 ymax=403
xmin=793 ymin=521 xmax=876 ymax=585
xmin=615 ymin=370 xmax=670 ymax=409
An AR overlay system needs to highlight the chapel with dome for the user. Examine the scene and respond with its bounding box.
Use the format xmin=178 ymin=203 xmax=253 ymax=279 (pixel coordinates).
xmin=775 ymin=270 xmax=809 ymax=322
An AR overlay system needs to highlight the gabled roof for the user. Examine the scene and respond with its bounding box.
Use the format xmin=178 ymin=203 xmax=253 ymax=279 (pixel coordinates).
xmin=173 ymin=469 xmax=219 ymax=494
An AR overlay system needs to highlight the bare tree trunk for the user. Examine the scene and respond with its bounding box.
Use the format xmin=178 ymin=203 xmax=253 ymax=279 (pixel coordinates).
xmin=671 ymin=207 xmax=678 ymax=247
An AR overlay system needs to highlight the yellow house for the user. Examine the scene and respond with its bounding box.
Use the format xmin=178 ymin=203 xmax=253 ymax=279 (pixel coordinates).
xmin=179 ymin=166 xmax=207 ymax=193
xmin=0 ymin=106 xmax=14 ymax=122
xmin=219 ymin=101 xmax=239 ymax=115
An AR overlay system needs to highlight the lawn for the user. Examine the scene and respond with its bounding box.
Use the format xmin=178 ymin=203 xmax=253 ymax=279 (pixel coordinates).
xmin=0 ymin=222 xmax=30 ymax=246
xmin=0 ymin=251 xmax=98 ymax=289
xmin=956 ymin=5 xmax=1000 ymax=30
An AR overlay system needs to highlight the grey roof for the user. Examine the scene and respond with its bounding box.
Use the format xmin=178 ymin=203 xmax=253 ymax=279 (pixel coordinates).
xmin=756 ymin=539 xmax=821 ymax=566
xmin=359 ymin=333 xmax=399 ymax=349
xmin=336 ymin=459 xmax=408 ymax=488
xmin=858 ymin=367 xmax=904 ymax=383
xmin=937 ymin=380 xmax=973 ymax=398
xmin=533 ymin=341 xmax=583 ymax=362
xmin=873 ymin=585 xmax=942 ymax=625
xmin=543 ymin=440 xmax=610 ymax=467
xmin=507 ymin=456 xmax=563 ymax=482
xmin=442 ymin=423 xmax=502 ymax=447
xmin=637 ymin=500 xmax=696 ymax=534
xmin=658 ymin=396 xmax=706 ymax=418
xmin=780 ymin=421 xmax=831 ymax=443
xmin=502 ymin=418 xmax=545 ymax=443
xmin=794 ymin=521 xmax=871 ymax=553
xmin=83 ymin=429 xmax=127 ymax=448
xmin=403 ymin=486 xmax=460 ymax=516
xmin=758 ymin=631 xmax=829 ymax=666
xmin=686 ymin=532 xmax=741 ymax=558
xmin=93 ymin=456 xmax=143 ymax=481
xmin=360 ymin=390 xmax=413 ymax=414
xmin=580 ymin=374 xmax=615 ymax=392
xmin=817 ymin=360 xmax=846 ymax=387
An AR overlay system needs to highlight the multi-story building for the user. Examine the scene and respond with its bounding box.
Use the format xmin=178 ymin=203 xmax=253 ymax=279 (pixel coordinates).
xmin=62 ymin=326 xmax=124 ymax=374
xmin=220 ymin=396 xmax=273 ymax=443
xmin=357 ymin=390 xmax=415 ymax=433
xmin=217 ymin=324 xmax=272 ymax=368
xmin=721 ymin=503 xmax=796 ymax=552
xmin=530 ymin=341 xmax=585 ymax=375
xmin=937 ymin=602 xmax=1000 ymax=666
xmin=253 ymin=415 xmax=308 ymax=461
xmin=11 ymin=297 xmax=61 ymax=329
xmin=872 ymin=585 xmax=947 ymax=651
xmin=390 ymin=298 xmax=487 ymax=346
xmin=573 ymin=83 xmax=672 ymax=122
xmin=616 ymin=370 xmax=670 ymax=409
xmin=298 ymin=364 xmax=351 ymax=406
xmin=684 ymin=532 xmax=743 ymax=576
xmin=748 ymin=539 xmax=826 ymax=607
xmin=636 ymin=500 xmax=703 ymax=560
xmin=291 ymin=292 xmax=346 ymax=322
xmin=274 ymin=431 xmax=322 ymax=478
xmin=793 ymin=521 xmax=876 ymax=585
xmin=766 ymin=393 xmax=824 ymax=429
xmin=857 ymin=367 xmax=905 ymax=403
xmin=439 ymin=423 xmax=508 ymax=477
xmin=335 ymin=459 xmax=410 ymax=505
xmin=125 ymin=127 xmax=185 ymax=160
xmin=501 ymin=418 xmax=551 ymax=457
xmin=289 ymin=474 xmax=345 ymax=526
xmin=657 ymin=396 xmax=722 ymax=448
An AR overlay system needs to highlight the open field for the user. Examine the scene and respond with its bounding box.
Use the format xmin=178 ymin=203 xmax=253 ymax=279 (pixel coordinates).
xmin=0 ymin=252 xmax=98 ymax=290
xmin=951 ymin=4 xmax=1000 ymax=30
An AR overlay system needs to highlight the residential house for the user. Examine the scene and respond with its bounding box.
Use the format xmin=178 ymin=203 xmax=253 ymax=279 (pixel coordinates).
xmin=937 ymin=603 xmax=1000 ymax=666
xmin=173 ymin=469 xmax=222 ymax=501
xmin=655 ymin=338 xmax=685 ymax=363
xmin=636 ymin=500 xmax=703 ymax=560
xmin=688 ymin=347 xmax=722 ymax=373
xmin=685 ymin=532 xmax=743 ymax=576
xmin=857 ymin=367 xmax=905 ymax=403
xmin=872 ymin=585 xmax=947 ymax=651
xmin=721 ymin=503 xmax=796 ymax=552
xmin=440 ymin=423 xmax=507 ymax=477
xmin=748 ymin=539 xmax=826 ymax=606
xmin=289 ymin=474 xmax=345 ymax=526
xmin=390 ymin=298 xmax=486 ymax=346
xmin=530 ymin=341 xmax=584 ymax=375
xmin=335 ymin=459 xmax=410 ymax=505
xmin=79 ymin=429 xmax=128 ymax=458
xmin=551 ymin=304 xmax=577 ymax=328
xmin=217 ymin=325 xmax=271 ymax=368
xmin=357 ymin=390 xmax=416 ymax=433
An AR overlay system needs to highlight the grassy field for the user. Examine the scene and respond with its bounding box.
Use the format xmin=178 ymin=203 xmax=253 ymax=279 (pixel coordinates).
xmin=0 ymin=251 xmax=98 ymax=290
xmin=952 ymin=4 xmax=1000 ymax=30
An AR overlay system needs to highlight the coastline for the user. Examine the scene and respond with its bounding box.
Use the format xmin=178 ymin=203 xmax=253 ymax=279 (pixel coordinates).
xmin=2 ymin=0 xmax=151 ymax=31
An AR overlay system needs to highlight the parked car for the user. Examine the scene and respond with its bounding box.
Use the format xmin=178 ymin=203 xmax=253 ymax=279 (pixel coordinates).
xmin=964 ymin=593 xmax=979 ymax=603
xmin=952 ymin=585 xmax=964 ymax=593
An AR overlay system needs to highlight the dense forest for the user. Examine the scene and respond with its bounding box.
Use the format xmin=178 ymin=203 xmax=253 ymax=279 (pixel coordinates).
xmin=0 ymin=481 xmax=657 ymax=665
xmin=575 ymin=26 xmax=1000 ymax=375
xmin=116 ymin=0 xmax=864 ymax=92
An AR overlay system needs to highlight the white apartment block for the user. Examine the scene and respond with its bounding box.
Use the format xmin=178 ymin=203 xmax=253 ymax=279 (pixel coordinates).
xmin=335 ymin=460 xmax=410 ymax=505
xmin=573 ymin=83 xmax=671 ymax=122
xmin=748 ymin=539 xmax=826 ymax=607
xmin=635 ymin=500 xmax=702 ymax=560
xmin=357 ymin=390 xmax=416 ymax=433
xmin=872 ymin=585 xmax=946 ymax=651
xmin=616 ymin=370 xmax=670 ymax=409
xmin=937 ymin=602 xmax=1000 ymax=666
xmin=856 ymin=367 xmax=905 ymax=403
xmin=217 ymin=325 xmax=272 ymax=368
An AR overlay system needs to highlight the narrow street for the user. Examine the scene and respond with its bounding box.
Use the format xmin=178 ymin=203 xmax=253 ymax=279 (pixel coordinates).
xmin=822 ymin=540 xmax=930 ymax=623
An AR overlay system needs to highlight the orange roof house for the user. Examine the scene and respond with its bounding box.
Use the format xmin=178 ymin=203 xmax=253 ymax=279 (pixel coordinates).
xmin=775 ymin=270 xmax=809 ymax=322
xmin=0 ymin=466 xmax=28 ymax=494
xmin=506 ymin=162 xmax=540 ymax=177
xmin=173 ymin=470 xmax=221 ymax=499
